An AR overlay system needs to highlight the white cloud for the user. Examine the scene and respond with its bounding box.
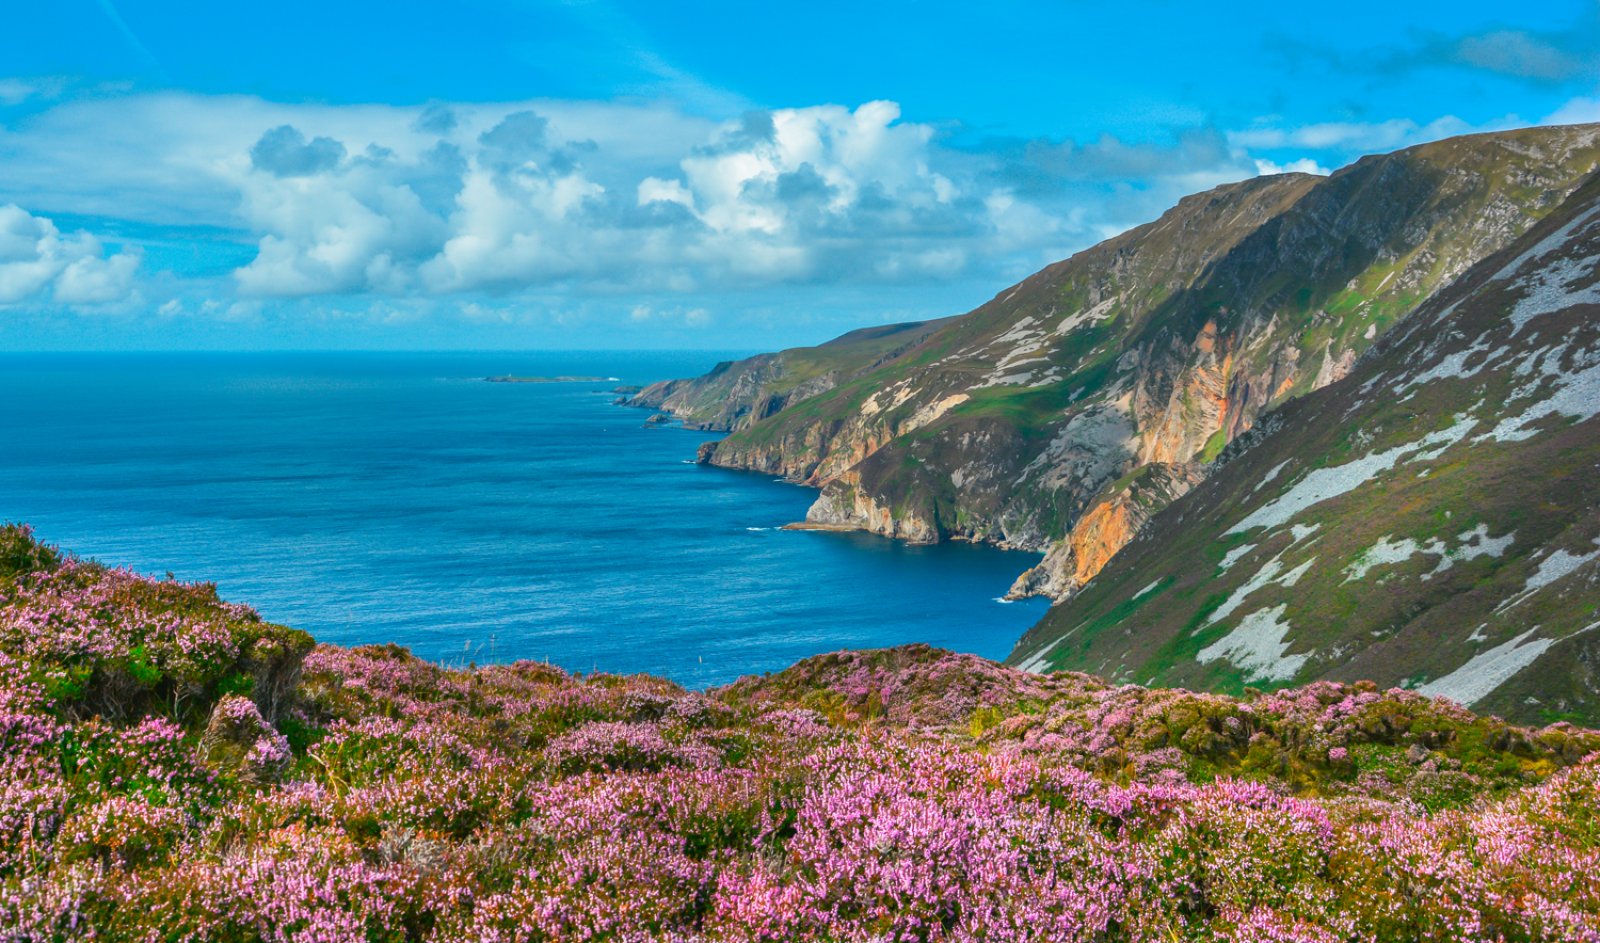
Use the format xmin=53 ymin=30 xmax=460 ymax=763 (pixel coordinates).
xmin=630 ymin=303 xmax=711 ymax=327
xmin=210 ymin=98 xmax=1050 ymax=297
xmin=637 ymin=177 xmax=693 ymax=209
xmin=1545 ymin=96 xmax=1600 ymax=125
xmin=1 ymin=86 xmax=1543 ymax=324
xmin=1228 ymin=116 xmax=1493 ymax=153
xmin=250 ymin=125 xmax=348 ymax=177
xmin=54 ymin=250 xmax=141 ymax=304
xmin=0 ymin=78 xmax=41 ymax=106
xmin=1455 ymin=31 xmax=1584 ymax=82
xmin=1253 ymin=157 xmax=1331 ymax=176
xmin=0 ymin=204 xmax=140 ymax=306
xmin=234 ymin=143 xmax=452 ymax=295
xmin=3 ymin=92 xmax=1272 ymax=306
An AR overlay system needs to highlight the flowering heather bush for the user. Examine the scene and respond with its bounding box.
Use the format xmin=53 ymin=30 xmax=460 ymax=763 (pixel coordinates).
xmin=2 ymin=523 xmax=1600 ymax=941
xmin=0 ymin=524 xmax=313 ymax=726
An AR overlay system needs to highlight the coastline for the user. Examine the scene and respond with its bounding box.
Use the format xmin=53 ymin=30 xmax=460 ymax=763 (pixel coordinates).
xmin=484 ymin=374 xmax=619 ymax=383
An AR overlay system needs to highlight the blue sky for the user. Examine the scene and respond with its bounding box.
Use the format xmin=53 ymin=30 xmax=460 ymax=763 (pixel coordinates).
xmin=2 ymin=0 xmax=1598 ymax=349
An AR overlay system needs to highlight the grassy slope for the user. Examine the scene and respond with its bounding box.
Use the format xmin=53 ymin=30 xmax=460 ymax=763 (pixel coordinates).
xmin=626 ymin=317 xmax=954 ymax=430
xmin=1012 ymin=173 xmax=1600 ymax=725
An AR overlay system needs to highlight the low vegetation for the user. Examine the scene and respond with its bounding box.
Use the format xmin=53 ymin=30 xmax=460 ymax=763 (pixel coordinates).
xmin=3 ymin=524 xmax=1598 ymax=941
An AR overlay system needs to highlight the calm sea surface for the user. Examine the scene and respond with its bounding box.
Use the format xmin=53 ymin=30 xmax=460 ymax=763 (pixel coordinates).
xmin=0 ymin=351 xmax=1047 ymax=687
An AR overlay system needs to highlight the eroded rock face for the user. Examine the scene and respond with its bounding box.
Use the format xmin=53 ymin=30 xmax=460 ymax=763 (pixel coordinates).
xmin=639 ymin=125 xmax=1600 ymax=596
xmin=804 ymin=471 xmax=942 ymax=544
xmin=1007 ymin=463 xmax=1206 ymax=600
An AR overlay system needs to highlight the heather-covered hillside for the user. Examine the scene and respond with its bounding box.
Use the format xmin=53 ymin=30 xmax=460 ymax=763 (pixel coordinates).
xmin=4 ymin=524 xmax=1600 ymax=941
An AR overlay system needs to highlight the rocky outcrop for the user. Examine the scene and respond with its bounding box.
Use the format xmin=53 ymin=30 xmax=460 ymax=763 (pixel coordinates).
xmin=798 ymin=471 xmax=943 ymax=543
xmin=1007 ymin=462 xmax=1205 ymax=600
xmin=642 ymin=125 xmax=1600 ymax=598
xmin=627 ymin=354 xmax=791 ymax=431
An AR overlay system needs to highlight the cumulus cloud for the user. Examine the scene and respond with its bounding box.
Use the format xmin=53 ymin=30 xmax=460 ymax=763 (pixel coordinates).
xmin=1003 ymin=128 xmax=1247 ymax=187
xmin=0 ymin=88 xmax=1492 ymax=321
xmin=630 ymin=303 xmax=710 ymax=327
xmin=1268 ymin=11 xmax=1600 ymax=90
xmin=0 ymin=205 xmax=140 ymax=306
xmin=235 ymin=132 xmax=455 ymax=295
xmin=413 ymin=103 xmax=458 ymax=136
xmin=476 ymin=111 xmax=559 ymax=173
xmin=250 ymin=125 xmax=348 ymax=177
xmin=1253 ymin=157 xmax=1331 ymax=177
xmin=226 ymin=98 xmax=1044 ymax=297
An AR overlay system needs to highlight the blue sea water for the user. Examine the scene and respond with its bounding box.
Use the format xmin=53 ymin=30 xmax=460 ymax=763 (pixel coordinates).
xmin=0 ymin=351 xmax=1048 ymax=687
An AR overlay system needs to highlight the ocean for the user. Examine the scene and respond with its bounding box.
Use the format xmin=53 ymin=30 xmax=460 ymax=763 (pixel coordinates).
xmin=0 ymin=351 xmax=1048 ymax=687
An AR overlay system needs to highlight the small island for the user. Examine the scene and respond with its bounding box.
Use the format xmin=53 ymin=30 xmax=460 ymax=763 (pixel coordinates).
xmin=483 ymin=375 xmax=617 ymax=383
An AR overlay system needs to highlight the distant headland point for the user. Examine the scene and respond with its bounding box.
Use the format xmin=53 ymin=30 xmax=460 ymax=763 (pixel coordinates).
xmin=483 ymin=375 xmax=619 ymax=383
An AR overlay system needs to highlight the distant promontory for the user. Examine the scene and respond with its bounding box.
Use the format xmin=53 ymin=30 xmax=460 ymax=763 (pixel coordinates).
xmin=483 ymin=375 xmax=616 ymax=383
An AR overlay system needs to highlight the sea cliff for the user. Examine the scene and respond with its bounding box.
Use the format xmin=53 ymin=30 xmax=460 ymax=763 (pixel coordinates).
xmin=629 ymin=125 xmax=1600 ymax=606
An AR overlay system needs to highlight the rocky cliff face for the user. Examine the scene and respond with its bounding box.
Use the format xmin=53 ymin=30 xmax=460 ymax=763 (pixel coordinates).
xmin=1010 ymin=169 xmax=1600 ymax=724
xmin=1006 ymin=462 xmax=1206 ymax=599
xmin=637 ymin=125 xmax=1600 ymax=601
